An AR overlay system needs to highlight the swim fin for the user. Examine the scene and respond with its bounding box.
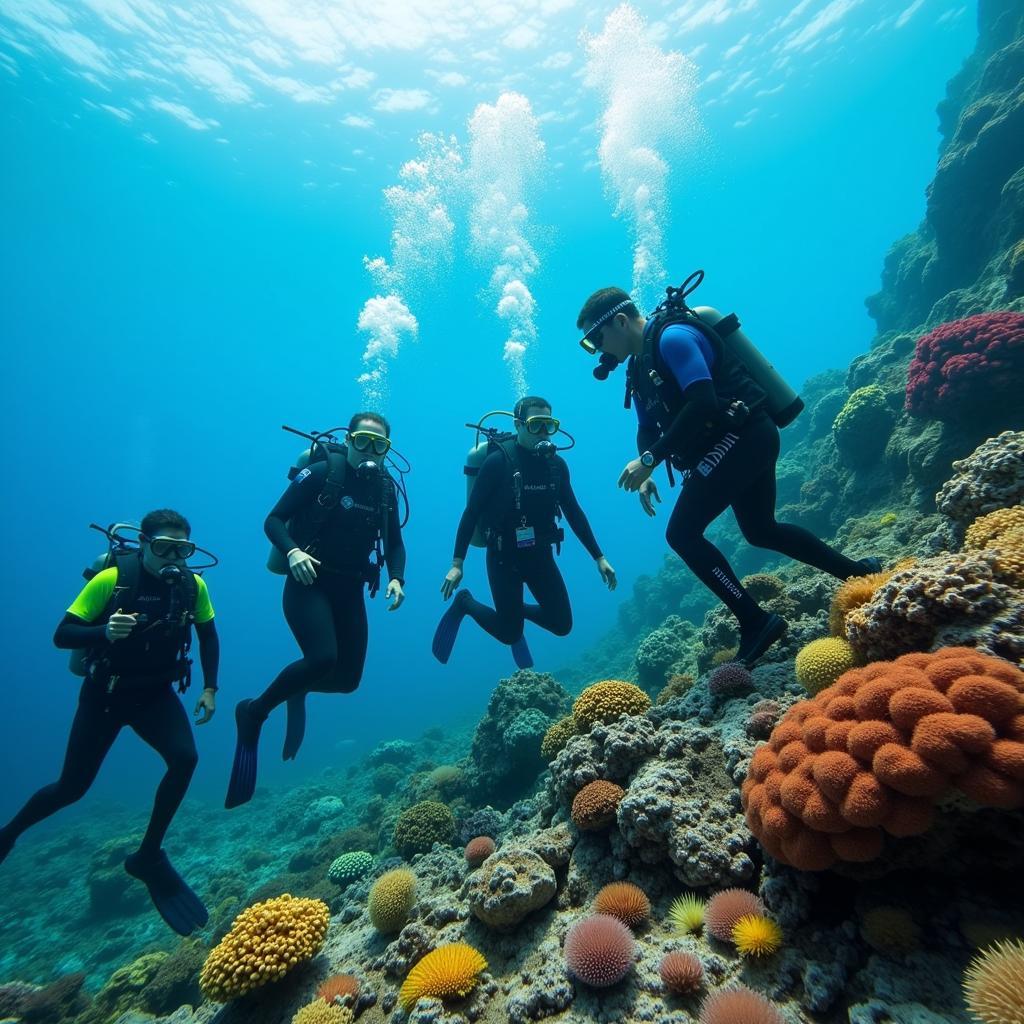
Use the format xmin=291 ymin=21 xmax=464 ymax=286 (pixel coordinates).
xmin=510 ymin=634 xmax=534 ymax=670
xmin=736 ymin=614 xmax=788 ymax=669
xmin=432 ymin=590 xmax=471 ymax=664
xmin=283 ymin=693 xmax=306 ymax=761
xmin=124 ymin=848 xmax=208 ymax=936
xmin=0 ymin=825 xmax=14 ymax=867
xmin=857 ymin=556 xmax=883 ymax=575
xmin=225 ymin=698 xmax=263 ymax=809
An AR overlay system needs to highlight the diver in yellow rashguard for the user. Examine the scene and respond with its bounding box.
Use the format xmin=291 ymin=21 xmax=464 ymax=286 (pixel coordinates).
xmin=0 ymin=509 xmax=218 ymax=936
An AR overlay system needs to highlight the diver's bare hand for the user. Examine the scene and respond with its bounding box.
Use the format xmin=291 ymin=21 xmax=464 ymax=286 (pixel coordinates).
xmin=105 ymin=610 xmax=138 ymax=642
xmin=596 ymin=556 xmax=617 ymax=591
xmin=639 ymin=479 xmax=661 ymax=517
xmin=441 ymin=563 xmax=463 ymax=600
xmin=386 ymin=579 xmax=405 ymax=611
xmin=194 ymin=688 xmax=216 ymax=724
xmin=618 ymin=458 xmax=653 ymax=492
xmin=287 ymin=548 xmax=320 ymax=585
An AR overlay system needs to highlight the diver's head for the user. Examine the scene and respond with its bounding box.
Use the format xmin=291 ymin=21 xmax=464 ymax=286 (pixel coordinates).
xmin=139 ymin=508 xmax=195 ymax=578
xmin=513 ymin=396 xmax=558 ymax=452
xmin=346 ymin=410 xmax=392 ymax=473
xmin=576 ymin=288 xmax=644 ymax=379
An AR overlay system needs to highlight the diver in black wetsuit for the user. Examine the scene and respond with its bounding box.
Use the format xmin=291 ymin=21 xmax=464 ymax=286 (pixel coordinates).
xmin=0 ymin=509 xmax=218 ymax=936
xmin=225 ymin=411 xmax=406 ymax=809
xmin=432 ymin=396 xmax=616 ymax=668
xmin=576 ymin=286 xmax=881 ymax=667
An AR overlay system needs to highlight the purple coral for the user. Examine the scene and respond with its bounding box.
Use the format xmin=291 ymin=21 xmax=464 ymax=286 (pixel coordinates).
xmin=708 ymin=663 xmax=754 ymax=698
xmin=745 ymin=700 xmax=781 ymax=739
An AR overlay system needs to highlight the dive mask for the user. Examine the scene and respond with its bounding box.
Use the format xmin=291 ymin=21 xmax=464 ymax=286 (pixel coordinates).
xmin=148 ymin=537 xmax=197 ymax=560
xmin=524 ymin=415 xmax=560 ymax=436
xmin=578 ymin=298 xmax=632 ymax=354
xmin=349 ymin=430 xmax=391 ymax=456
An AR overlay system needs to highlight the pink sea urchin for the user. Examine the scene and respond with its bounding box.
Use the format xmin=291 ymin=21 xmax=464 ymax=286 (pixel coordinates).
xmin=563 ymin=914 xmax=635 ymax=987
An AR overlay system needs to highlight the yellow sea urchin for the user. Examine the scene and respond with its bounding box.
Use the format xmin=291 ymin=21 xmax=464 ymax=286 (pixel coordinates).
xmin=963 ymin=938 xmax=1024 ymax=1024
xmin=732 ymin=914 xmax=783 ymax=957
xmin=668 ymin=894 xmax=706 ymax=934
xmin=398 ymin=943 xmax=488 ymax=1011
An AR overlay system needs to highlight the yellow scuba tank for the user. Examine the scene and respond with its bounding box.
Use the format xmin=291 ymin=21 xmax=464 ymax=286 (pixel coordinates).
xmin=693 ymin=305 xmax=804 ymax=428
xmin=266 ymin=447 xmax=315 ymax=574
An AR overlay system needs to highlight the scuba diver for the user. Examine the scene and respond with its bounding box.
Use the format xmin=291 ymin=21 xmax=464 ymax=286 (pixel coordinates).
xmin=575 ymin=272 xmax=881 ymax=668
xmin=226 ymin=412 xmax=407 ymax=809
xmin=433 ymin=396 xmax=616 ymax=667
xmin=0 ymin=510 xmax=218 ymax=936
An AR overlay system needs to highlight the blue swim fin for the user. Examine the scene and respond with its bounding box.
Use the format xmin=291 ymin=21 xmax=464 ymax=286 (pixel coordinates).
xmin=124 ymin=848 xmax=208 ymax=936
xmin=510 ymin=634 xmax=534 ymax=669
xmin=432 ymin=590 xmax=470 ymax=664
xmin=225 ymin=698 xmax=262 ymax=809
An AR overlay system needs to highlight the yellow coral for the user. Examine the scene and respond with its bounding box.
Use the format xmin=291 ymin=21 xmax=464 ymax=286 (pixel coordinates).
xmin=963 ymin=938 xmax=1024 ymax=1024
xmin=794 ymin=637 xmax=859 ymax=694
xmin=732 ymin=914 xmax=782 ymax=956
xmin=711 ymin=646 xmax=740 ymax=667
xmin=668 ymin=893 xmax=706 ymax=933
xmin=573 ymin=680 xmax=651 ymax=730
xmin=541 ymin=715 xmax=578 ymax=760
xmin=368 ymin=868 xmax=416 ymax=933
xmin=398 ymin=943 xmax=488 ymax=1011
xmin=966 ymin=507 xmax=1024 ymax=584
xmin=861 ymin=907 xmax=920 ymax=955
xmin=828 ymin=572 xmax=892 ymax=636
xmin=199 ymin=894 xmax=330 ymax=1002
xmin=292 ymin=1001 xmax=354 ymax=1024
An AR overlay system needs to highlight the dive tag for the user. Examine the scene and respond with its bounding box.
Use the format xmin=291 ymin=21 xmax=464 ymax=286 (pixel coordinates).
xmin=515 ymin=525 xmax=536 ymax=549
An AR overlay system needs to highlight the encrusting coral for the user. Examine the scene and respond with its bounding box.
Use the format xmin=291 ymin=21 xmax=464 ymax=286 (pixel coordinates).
xmin=965 ymin=506 xmax=1024 ymax=584
xmin=573 ymin=680 xmax=652 ymax=729
xmin=742 ymin=647 xmax=1024 ymax=871
xmin=936 ymin=431 xmax=1024 ymax=532
xmin=398 ymin=942 xmax=488 ymax=1011
xmin=199 ymin=895 xmax=330 ymax=1001
xmin=571 ymin=780 xmax=625 ymax=830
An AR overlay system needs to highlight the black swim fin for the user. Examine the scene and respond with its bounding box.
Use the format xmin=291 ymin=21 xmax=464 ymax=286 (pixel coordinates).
xmin=510 ymin=634 xmax=534 ymax=670
xmin=225 ymin=698 xmax=262 ymax=809
xmin=431 ymin=590 xmax=470 ymax=664
xmin=124 ymin=848 xmax=208 ymax=936
xmin=737 ymin=614 xmax=788 ymax=669
xmin=857 ymin=556 xmax=884 ymax=575
xmin=283 ymin=693 xmax=306 ymax=761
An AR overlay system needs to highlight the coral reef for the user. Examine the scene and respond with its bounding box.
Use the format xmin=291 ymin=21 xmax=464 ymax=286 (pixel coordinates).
xmin=393 ymin=801 xmax=455 ymax=857
xmin=292 ymin=1001 xmax=354 ymax=1024
xmin=965 ymin=506 xmax=1024 ymax=583
xmin=833 ymin=385 xmax=897 ymax=465
xmin=634 ymin=615 xmax=692 ymax=689
xmin=936 ymin=430 xmax=1024 ymax=532
xmin=466 ymin=848 xmax=556 ymax=928
xmin=540 ymin=715 xmax=578 ymax=761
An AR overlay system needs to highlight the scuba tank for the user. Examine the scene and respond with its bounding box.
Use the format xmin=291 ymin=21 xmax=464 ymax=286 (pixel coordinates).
xmin=691 ymin=305 xmax=804 ymax=428
xmin=266 ymin=445 xmax=315 ymax=575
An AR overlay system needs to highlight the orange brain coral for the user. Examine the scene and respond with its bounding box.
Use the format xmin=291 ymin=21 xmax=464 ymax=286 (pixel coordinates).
xmin=742 ymin=647 xmax=1024 ymax=870
xmin=571 ymin=781 xmax=626 ymax=830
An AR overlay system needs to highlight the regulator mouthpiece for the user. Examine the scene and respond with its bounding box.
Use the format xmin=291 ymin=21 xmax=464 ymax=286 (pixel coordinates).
xmin=593 ymin=353 xmax=621 ymax=381
xmin=159 ymin=564 xmax=183 ymax=583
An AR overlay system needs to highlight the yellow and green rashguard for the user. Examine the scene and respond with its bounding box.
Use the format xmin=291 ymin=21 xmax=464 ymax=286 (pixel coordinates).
xmin=67 ymin=566 xmax=215 ymax=624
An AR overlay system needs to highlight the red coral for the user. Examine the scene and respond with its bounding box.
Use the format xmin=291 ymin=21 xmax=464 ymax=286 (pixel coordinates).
xmin=464 ymin=836 xmax=496 ymax=867
xmin=742 ymin=647 xmax=1024 ymax=870
xmin=905 ymin=312 xmax=1024 ymax=420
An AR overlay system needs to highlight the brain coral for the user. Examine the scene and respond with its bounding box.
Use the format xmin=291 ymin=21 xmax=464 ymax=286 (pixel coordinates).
xmin=393 ymin=801 xmax=455 ymax=857
xmin=905 ymin=312 xmax=1024 ymax=420
xmin=368 ymin=868 xmax=416 ymax=933
xmin=573 ymin=680 xmax=651 ymax=730
xmin=742 ymin=647 xmax=1024 ymax=871
xmin=936 ymin=431 xmax=1024 ymax=531
xmin=833 ymin=385 xmax=896 ymax=464
xmin=699 ymin=986 xmax=786 ymax=1024
xmin=963 ymin=938 xmax=1024 ymax=1024
xmin=571 ymin=780 xmax=626 ymax=830
xmin=398 ymin=943 xmax=487 ymax=1011
xmin=965 ymin=507 xmax=1024 ymax=584
xmin=564 ymin=914 xmax=635 ymax=987
xmin=541 ymin=715 xmax=578 ymax=760
xmin=292 ymin=1001 xmax=353 ymax=1024
xmin=844 ymin=550 xmax=1023 ymax=663
xmin=464 ymin=836 xmax=496 ymax=867
xmin=795 ymin=638 xmax=860 ymax=694
xmin=327 ymin=851 xmax=373 ymax=887
xmin=660 ymin=951 xmax=703 ymax=995
xmin=593 ymin=882 xmax=651 ymax=929
xmin=705 ymin=889 xmax=766 ymax=941
xmin=200 ymin=895 xmax=330 ymax=1001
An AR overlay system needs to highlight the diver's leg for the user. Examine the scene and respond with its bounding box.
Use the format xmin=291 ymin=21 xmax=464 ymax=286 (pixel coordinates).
xmin=0 ymin=682 xmax=120 ymax=865
xmin=730 ymin=420 xmax=870 ymax=580
xmin=521 ymin=548 xmax=573 ymax=637
xmin=312 ymin=576 xmax=368 ymax=696
xmin=464 ymin=544 xmax=527 ymax=645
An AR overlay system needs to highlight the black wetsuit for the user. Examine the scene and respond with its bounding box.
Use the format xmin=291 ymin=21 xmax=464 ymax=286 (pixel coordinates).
xmin=253 ymin=460 xmax=406 ymax=717
xmin=0 ymin=567 xmax=218 ymax=862
xmin=634 ymin=321 xmax=865 ymax=638
xmin=453 ymin=447 xmax=602 ymax=645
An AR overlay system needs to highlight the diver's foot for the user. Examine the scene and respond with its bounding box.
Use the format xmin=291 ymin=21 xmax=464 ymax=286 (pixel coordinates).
xmin=510 ymin=634 xmax=534 ymax=670
xmin=856 ymin=556 xmax=884 ymax=576
xmin=0 ymin=826 xmax=15 ymax=867
xmin=736 ymin=614 xmax=788 ymax=669
xmin=225 ymin=698 xmax=263 ymax=809
xmin=124 ymin=848 xmax=208 ymax=936
xmin=283 ymin=693 xmax=307 ymax=761
xmin=432 ymin=590 xmax=472 ymax=664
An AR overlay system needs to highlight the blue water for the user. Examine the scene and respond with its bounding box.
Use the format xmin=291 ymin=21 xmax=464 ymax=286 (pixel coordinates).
xmin=0 ymin=0 xmax=974 ymax=830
